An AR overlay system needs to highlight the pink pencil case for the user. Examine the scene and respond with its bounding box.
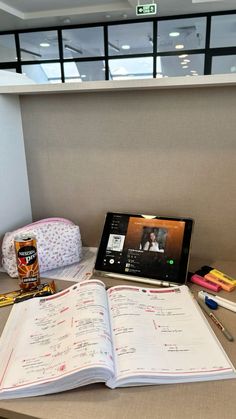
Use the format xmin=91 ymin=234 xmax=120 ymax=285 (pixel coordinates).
xmin=2 ymin=217 xmax=82 ymax=278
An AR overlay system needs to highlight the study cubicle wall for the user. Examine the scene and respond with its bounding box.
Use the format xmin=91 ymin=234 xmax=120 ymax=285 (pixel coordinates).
xmin=19 ymin=85 xmax=236 ymax=262
xmin=0 ymin=95 xmax=32 ymax=243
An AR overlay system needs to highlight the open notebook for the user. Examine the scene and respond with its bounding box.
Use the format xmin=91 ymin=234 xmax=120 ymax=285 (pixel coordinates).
xmin=0 ymin=280 xmax=235 ymax=399
xmin=94 ymin=212 xmax=194 ymax=286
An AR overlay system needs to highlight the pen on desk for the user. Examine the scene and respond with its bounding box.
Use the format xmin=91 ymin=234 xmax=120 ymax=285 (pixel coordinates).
xmin=198 ymin=291 xmax=236 ymax=313
xmin=197 ymin=299 xmax=234 ymax=342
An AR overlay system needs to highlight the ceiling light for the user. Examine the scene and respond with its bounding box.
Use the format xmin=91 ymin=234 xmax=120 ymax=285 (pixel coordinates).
xmin=179 ymin=54 xmax=188 ymax=58
xmin=122 ymin=14 xmax=128 ymax=18
xmin=169 ymin=32 xmax=180 ymax=37
xmin=81 ymin=75 xmax=87 ymax=78
xmin=182 ymin=65 xmax=189 ymax=69
xmin=40 ymin=42 xmax=50 ymax=48
xmin=121 ymin=44 xmax=131 ymax=50
xmin=175 ymin=44 xmax=184 ymax=49
xmin=183 ymin=59 xmax=190 ymax=63
xmin=181 ymin=61 xmax=187 ymax=65
xmin=190 ymin=70 xmax=197 ymax=73
xmin=105 ymin=14 xmax=111 ymax=18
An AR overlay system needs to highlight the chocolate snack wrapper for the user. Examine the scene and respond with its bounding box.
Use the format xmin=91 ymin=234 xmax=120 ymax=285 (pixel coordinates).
xmin=0 ymin=281 xmax=56 ymax=307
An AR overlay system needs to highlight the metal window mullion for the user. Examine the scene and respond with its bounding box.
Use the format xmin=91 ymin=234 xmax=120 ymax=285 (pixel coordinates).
xmin=104 ymin=25 xmax=109 ymax=81
xmin=58 ymin=29 xmax=65 ymax=83
xmin=204 ymin=15 xmax=211 ymax=75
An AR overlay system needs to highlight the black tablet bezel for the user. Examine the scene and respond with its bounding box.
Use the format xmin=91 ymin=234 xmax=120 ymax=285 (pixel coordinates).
xmin=95 ymin=212 xmax=194 ymax=285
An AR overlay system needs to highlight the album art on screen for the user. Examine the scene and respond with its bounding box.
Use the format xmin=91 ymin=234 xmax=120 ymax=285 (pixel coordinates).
xmin=95 ymin=213 xmax=194 ymax=286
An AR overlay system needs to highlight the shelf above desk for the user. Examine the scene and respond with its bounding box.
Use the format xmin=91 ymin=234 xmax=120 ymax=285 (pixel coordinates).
xmin=0 ymin=74 xmax=236 ymax=95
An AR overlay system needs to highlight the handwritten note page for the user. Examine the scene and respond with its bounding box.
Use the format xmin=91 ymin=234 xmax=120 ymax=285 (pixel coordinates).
xmin=107 ymin=285 xmax=233 ymax=386
xmin=0 ymin=281 xmax=114 ymax=393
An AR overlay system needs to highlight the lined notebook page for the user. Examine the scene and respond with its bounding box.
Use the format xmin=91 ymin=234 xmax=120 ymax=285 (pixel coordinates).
xmin=107 ymin=285 xmax=235 ymax=387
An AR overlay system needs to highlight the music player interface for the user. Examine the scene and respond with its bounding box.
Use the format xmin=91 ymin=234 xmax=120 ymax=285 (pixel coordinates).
xmin=101 ymin=214 xmax=185 ymax=280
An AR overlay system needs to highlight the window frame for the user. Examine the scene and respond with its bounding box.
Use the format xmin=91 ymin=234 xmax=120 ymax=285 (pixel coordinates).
xmin=0 ymin=9 xmax=235 ymax=83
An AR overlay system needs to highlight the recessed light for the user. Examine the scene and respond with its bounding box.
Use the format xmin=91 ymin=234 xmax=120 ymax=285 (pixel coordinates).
xmin=169 ymin=32 xmax=180 ymax=37
xmin=182 ymin=65 xmax=189 ymax=69
xmin=190 ymin=70 xmax=197 ymax=73
xmin=181 ymin=61 xmax=187 ymax=65
xmin=183 ymin=59 xmax=190 ymax=63
xmin=179 ymin=54 xmax=188 ymax=58
xmin=121 ymin=44 xmax=131 ymax=50
xmin=81 ymin=74 xmax=87 ymax=78
xmin=40 ymin=42 xmax=50 ymax=47
xmin=175 ymin=44 xmax=184 ymax=49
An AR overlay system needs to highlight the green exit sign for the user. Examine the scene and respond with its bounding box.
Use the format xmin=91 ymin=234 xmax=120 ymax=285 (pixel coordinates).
xmin=136 ymin=3 xmax=157 ymax=16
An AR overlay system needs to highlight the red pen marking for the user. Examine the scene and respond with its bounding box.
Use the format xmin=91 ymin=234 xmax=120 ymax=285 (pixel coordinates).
xmin=108 ymin=287 xmax=140 ymax=294
xmin=0 ymin=349 xmax=14 ymax=386
xmin=58 ymin=364 xmax=66 ymax=372
xmin=149 ymin=289 xmax=177 ymax=294
xmin=60 ymin=307 xmax=69 ymax=313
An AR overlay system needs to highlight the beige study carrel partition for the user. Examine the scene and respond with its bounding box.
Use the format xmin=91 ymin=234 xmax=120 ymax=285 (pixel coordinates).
xmin=1 ymin=76 xmax=236 ymax=266
xmin=0 ymin=77 xmax=236 ymax=419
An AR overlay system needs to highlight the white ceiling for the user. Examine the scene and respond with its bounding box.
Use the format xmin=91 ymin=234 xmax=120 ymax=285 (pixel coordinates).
xmin=0 ymin=0 xmax=235 ymax=31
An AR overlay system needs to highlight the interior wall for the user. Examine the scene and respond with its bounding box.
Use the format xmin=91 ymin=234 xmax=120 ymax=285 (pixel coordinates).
xmin=20 ymin=86 xmax=236 ymax=262
xmin=0 ymin=95 xmax=32 ymax=263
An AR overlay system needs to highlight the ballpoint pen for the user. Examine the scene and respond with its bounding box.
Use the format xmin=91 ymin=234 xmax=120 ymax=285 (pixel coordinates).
xmin=197 ymin=299 xmax=234 ymax=342
xmin=198 ymin=291 xmax=236 ymax=313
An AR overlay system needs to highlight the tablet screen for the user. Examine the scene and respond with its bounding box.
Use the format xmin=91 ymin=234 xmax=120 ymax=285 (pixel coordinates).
xmin=95 ymin=212 xmax=194 ymax=285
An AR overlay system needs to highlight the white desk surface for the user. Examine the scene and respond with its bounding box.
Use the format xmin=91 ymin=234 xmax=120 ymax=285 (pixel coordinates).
xmin=0 ymin=261 xmax=236 ymax=419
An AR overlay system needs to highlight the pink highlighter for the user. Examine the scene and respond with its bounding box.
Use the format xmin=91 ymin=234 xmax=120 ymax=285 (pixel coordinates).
xmin=190 ymin=274 xmax=222 ymax=292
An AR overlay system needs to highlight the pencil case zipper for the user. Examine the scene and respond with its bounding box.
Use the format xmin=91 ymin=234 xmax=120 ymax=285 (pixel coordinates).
xmin=12 ymin=217 xmax=74 ymax=235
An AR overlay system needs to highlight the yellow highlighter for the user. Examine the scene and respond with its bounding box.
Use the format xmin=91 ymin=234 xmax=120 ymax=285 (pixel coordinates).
xmin=209 ymin=269 xmax=236 ymax=286
xmin=196 ymin=266 xmax=235 ymax=292
xmin=204 ymin=273 xmax=235 ymax=292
